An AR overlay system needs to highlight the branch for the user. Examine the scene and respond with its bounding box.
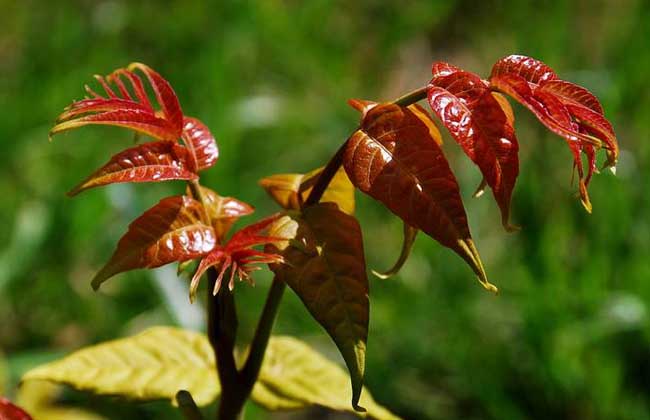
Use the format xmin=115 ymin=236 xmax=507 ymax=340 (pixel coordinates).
xmin=176 ymin=390 xmax=204 ymax=420
xmin=240 ymin=277 xmax=286 ymax=388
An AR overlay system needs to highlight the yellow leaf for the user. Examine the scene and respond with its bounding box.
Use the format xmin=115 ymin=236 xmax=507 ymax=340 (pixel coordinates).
xmin=259 ymin=166 xmax=355 ymax=215
xmin=21 ymin=327 xmax=219 ymax=406
xmin=254 ymin=336 xmax=400 ymax=420
xmin=18 ymin=381 xmax=107 ymax=420
xmin=267 ymin=203 xmax=368 ymax=409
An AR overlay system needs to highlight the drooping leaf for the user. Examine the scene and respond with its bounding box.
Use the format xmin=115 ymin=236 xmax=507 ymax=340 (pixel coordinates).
xmin=92 ymin=196 xmax=216 ymax=290
xmin=51 ymin=64 xmax=183 ymax=141
xmin=255 ymin=336 xmax=400 ymax=420
xmin=267 ymin=203 xmax=368 ymax=410
xmin=186 ymin=185 xmax=254 ymax=238
xmin=372 ymin=222 xmax=418 ymax=279
xmin=189 ymin=214 xmax=283 ymax=301
xmin=0 ymin=398 xmax=32 ymax=420
xmin=259 ymin=166 xmax=355 ymax=215
xmin=489 ymin=55 xmax=619 ymax=209
xmin=428 ymin=69 xmax=520 ymax=230
xmin=181 ymin=117 xmax=219 ymax=171
xmin=343 ymin=103 xmax=496 ymax=292
xmin=68 ymin=141 xmax=197 ymax=196
xmin=21 ymin=327 xmax=219 ymax=407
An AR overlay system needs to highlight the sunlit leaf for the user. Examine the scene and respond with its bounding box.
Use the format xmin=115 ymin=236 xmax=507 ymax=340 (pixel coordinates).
xmin=372 ymin=222 xmax=418 ymax=279
xmin=68 ymin=141 xmax=197 ymax=196
xmin=267 ymin=203 xmax=368 ymax=410
xmin=489 ymin=55 xmax=620 ymax=210
xmin=51 ymin=64 xmax=183 ymax=141
xmin=343 ymin=103 xmax=496 ymax=292
xmin=21 ymin=327 xmax=219 ymax=407
xmin=189 ymin=214 xmax=283 ymax=301
xmin=0 ymin=398 xmax=32 ymax=420
xmin=428 ymin=69 xmax=520 ymax=230
xmin=181 ymin=117 xmax=219 ymax=171
xmin=255 ymin=336 xmax=400 ymax=419
xmin=186 ymin=185 xmax=254 ymax=238
xmin=92 ymin=196 xmax=216 ymax=290
xmin=259 ymin=166 xmax=355 ymax=215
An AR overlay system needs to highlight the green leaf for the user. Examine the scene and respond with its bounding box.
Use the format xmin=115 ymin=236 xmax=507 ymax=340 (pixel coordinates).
xmin=253 ymin=336 xmax=400 ymax=420
xmin=267 ymin=203 xmax=369 ymax=410
xmin=21 ymin=327 xmax=219 ymax=406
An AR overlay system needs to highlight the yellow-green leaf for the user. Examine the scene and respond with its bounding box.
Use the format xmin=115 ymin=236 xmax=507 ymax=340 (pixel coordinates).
xmin=259 ymin=166 xmax=355 ymax=214
xmin=21 ymin=327 xmax=219 ymax=406
xmin=17 ymin=381 xmax=107 ymax=420
xmin=267 ymin=203 xmax=368 ymax=410
xmin=255 ymin=336 xmax=400 ymax=420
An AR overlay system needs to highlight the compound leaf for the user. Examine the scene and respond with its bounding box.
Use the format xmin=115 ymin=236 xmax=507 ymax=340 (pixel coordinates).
xmin=343 ymin=103 xmax=496 ymax=292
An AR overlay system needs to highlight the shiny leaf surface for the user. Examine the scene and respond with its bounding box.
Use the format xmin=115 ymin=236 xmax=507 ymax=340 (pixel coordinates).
xmin=343 ymin=103 xmax=496 ymax=292
xmin=267 ymin=203 xmax=369 ymax=410
xmin=187 ymin=185 xmax=254 ymax=239
xmin=68 ymin=141 xmax=197 ymax=196
xmin=21 ymin=327 xmax=219 ymax=406
xmin=92 ymin=196 xmax=216 ymax=290
xmin=181 ymin=117 xmax=219 ymax=171
xmin=51 ymin=64 xmax=183 ymax=141
xmin=428 ymin=69 xmax=520 ymax=229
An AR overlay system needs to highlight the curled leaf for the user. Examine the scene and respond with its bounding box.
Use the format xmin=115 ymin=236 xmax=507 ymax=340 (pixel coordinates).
xmin=181 ymin=117 xmax=219 ymax=171
xmin=259 ymin=166 xmax=355 ymax=215
xmin=372 ymin=222 xmax=418 ymax=279
xmin=186 ymin=185 xmax=254 ymax=239
xmin=428 ymin=68 xmax=520 ymax=230
xmin=267 ymin=203 xmax=369 ymax=410
xmin=68 ymin=141 xmax=197 ymax=196
xmin=92 ymin=196 xmax=216 ymax=290
xmin=189 ymin=214 xmax=283 ymax=301
xmin=343 ymin=103 xmax=496 ymax=292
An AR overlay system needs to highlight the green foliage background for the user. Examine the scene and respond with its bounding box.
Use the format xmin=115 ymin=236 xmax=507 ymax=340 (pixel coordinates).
xmin=1 ymin=1 xmax=649 ymax=419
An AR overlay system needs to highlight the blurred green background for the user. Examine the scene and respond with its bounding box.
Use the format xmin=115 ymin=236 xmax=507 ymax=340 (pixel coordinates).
xmin=1 ymin=0 xmax=649 ymax=419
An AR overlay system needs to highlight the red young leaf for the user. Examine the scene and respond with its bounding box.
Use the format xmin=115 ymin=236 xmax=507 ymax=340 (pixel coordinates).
xmin=51 ymin=64 xmax=183 ymax=141
xmin=68 ymin=141 xmax=197 ymax=196
xmin=92 ymin=196 xmax=216 ymax=290
xmin=490 ymin=54 xmax=557 ymax=84
xmin=186 ymin=185 xmax=254 ymax=239
xmin=428 ymin=69 xmax=520 ymax=230
xmin=182 ymin=117 xmax=219 ymax=171
xmin=343 ymin=103 xmax=496 ymax=292
xmin=0 ymin=398 xmax=32 ymax=420
xmin=189 ymin=214 xmax=283 ymax=301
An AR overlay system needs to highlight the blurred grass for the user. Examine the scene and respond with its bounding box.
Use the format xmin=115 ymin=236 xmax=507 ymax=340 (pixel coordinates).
xmin=1 ymin=0 xmax=649 ymax=419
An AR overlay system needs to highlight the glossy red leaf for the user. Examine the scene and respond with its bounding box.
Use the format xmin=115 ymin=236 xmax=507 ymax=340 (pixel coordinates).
xmin=181 ymin=117 xmax=219 ymax=171
xmin=186 ymin=186 xmax=254 ymax=239
xmin=431 ymin=61 xmax=463 ymax=80
xmin=490 ymin=54 xmax=557 ymax=84
xmin=0 ymin=398 xmax=32 ymax=420
xmin=92 ymin=196 xmax=216 ymax=290
xmin=428 ymin=70 xmax=520 ymax=230
xmin=343 ymin=103 xmax=496 ymax=292
xmin=68 ymin=141 xmax=197 ymax=196
xmin=189 ymin=214 xmax=283 ymax=301
xmin=51 ymin=64 xmax=183 ymax=141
